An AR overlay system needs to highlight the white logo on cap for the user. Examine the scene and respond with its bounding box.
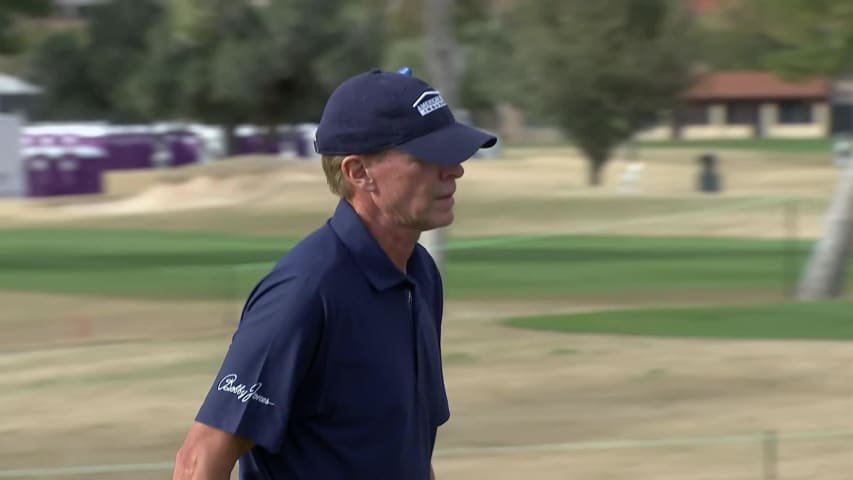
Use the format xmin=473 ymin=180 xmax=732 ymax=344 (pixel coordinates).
xmin=412 ymin=90 xmax=447 ymax=117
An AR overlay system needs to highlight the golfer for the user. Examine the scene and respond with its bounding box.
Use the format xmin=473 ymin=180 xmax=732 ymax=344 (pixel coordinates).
xmin=173 ymin=68 xmax=497 ymax=480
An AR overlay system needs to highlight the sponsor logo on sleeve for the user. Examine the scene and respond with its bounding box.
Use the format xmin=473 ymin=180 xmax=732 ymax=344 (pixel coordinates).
xmin=217 ymin=373 xmax=276 ymax=406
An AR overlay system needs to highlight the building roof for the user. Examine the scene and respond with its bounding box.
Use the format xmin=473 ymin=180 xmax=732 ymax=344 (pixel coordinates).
xmin=0 ymin=74 xmax=42 ymax=95
xmin=688 ymin=0 xmax=722 ymax=13
xmin=683 ymin=71 xmax=831 ymax=101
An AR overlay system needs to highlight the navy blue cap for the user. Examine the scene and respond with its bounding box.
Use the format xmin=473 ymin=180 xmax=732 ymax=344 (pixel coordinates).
xmin=314 ymin=69 xmax=497 ymax=165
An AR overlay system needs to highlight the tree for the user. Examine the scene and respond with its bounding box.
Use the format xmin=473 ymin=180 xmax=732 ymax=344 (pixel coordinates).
xmin=382 ymin=0 xmax=513 ymax=128
xmin=798 ymin=166 xmax=853 ymax=300
xmin=511 ymin=0 xmax=698 ymax=185
xmin=26 ymin=0 xmax=382 ymax=132
xmin=26 ymin=31 xmax=104 ymax=119
xmin=729 ymin=0 xmax=853 ymax=299
xmin=696 ymin=4 xmax=788 ymax=71
xmin=26 ymin=0 xmax=165 ymax=121
xmin=126 ymin=0 xmax=271 ymax=139
xmin=130 ymin=0 xmax=384 ymax=153
xmin=419 ymin=0 xmax=460 ymax=270
xmin=385 ymin=0 xmax=503 ymax=268
xmin=0 ymin=0 xmax=51 ymax=55
xmin=734 ymin=0 xmax=853 ymax=78
xmin=455 ymin=10 xmax=516 ymax=129
xmin=425 ymin=0 xmax=461 ymax=109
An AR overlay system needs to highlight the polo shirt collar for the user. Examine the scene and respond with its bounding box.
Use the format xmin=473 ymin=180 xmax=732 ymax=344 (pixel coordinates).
xmin=329 ymin=199 xmax=411 ymax=291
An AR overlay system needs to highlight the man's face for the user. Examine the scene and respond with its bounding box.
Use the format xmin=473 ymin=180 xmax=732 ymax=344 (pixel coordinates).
xmin=367 ymin=149 xmax=464 ymax=231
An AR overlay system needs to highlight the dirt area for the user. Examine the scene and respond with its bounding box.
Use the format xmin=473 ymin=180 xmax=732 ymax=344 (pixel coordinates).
xmin=1 ymin=149 xmax=850 ymax=479
xmin=0 ymin=291 xmax=238 ymax=350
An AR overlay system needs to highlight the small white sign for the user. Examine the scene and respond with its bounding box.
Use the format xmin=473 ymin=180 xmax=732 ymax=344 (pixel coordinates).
xmin=0 ymin=114 xmax=24 ymax=197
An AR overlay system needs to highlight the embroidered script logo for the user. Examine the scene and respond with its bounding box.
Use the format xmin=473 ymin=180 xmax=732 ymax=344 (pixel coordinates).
xmin=412 ymin=90 xmax=447 ymax=117
xmin=217 ymin=374 xmax=276 ymax=406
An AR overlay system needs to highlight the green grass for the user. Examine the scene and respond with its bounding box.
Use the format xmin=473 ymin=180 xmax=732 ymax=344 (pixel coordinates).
xmin=443 ymin=235 xmax=823 ymax=299
xmin=0 ymin=228 xmax=847 ymax=301
xmin=0 ymin=229 xmax=294 ymax=299
xmin=454 ymin=196 xmax=800 ymax=228
xmin=0 ymin=228 xmax=292 ymax=265
xmin=636 ymin=138 xmax=834 ymax=153
xmin=506 ymin=300 xmax=853 ymax=341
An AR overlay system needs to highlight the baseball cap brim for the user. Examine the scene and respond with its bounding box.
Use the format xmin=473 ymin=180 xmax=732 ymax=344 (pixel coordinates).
xmin=396 ymin=122 xmax=497 ymax=166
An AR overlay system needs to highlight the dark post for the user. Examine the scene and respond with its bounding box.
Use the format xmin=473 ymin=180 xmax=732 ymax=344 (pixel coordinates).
xmin=697 ymin=152 xmax=722 ymax=193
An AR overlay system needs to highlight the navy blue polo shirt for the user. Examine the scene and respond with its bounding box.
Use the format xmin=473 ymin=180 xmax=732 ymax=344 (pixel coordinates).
xmin=195 ymin=200 xmax=450 ymax=480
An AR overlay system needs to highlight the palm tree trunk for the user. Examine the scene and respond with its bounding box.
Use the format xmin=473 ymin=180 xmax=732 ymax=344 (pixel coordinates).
xmin=420 ymin=0 xmax=458 ymax=270
xmin=797 ymin=165 xmax=853 ymax=299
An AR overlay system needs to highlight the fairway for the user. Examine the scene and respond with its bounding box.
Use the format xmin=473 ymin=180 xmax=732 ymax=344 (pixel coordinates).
xmin=0 ymin=229 xmax=842 ymax=301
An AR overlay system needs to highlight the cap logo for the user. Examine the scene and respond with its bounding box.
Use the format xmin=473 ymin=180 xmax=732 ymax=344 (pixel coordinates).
xmin=412 ymin=90 xmax=447 ymax=117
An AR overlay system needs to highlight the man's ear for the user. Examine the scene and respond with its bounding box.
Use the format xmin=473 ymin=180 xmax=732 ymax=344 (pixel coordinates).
xmin=341 ymin=155 xmax=376 ymax=192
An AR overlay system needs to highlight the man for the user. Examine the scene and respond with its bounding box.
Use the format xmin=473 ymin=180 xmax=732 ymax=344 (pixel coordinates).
xmin=173 ymin=68 xmax=497 ymax=480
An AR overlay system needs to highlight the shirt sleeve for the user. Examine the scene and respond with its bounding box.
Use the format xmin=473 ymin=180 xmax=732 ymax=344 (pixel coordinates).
xmin=195 ymin=273 xmax=323 ymax=453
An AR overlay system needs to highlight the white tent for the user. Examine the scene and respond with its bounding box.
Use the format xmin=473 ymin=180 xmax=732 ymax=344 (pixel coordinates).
xmin=0 ymin=74 xmax=42 ymax=96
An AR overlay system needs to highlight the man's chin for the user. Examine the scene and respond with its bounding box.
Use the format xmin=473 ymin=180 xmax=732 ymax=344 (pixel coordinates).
xmin=424 ymin=214 xmax=454 ymax=231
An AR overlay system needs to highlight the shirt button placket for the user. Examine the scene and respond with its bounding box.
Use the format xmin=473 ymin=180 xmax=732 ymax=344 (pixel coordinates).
xmin=407 ymin=285 xmax=424 ymax=396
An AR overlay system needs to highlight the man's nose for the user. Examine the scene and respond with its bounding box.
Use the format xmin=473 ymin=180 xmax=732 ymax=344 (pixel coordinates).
xmin=441 ymin=163 xmax=464 ymax=180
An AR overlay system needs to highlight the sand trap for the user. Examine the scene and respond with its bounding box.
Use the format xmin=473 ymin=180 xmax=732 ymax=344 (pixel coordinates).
xmin=49 ymin=170 xmax=324 ymax=217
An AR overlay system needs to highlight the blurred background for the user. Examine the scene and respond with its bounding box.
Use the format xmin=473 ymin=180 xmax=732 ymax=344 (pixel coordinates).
xmin=1 ymin=0 xmax=853 ymax=478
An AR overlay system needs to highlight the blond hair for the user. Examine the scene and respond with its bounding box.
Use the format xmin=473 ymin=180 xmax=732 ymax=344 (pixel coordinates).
xmin=321 ymin=154 xmax=351 ymax=199
xmin=321 ymin=151 xmax=388 ymax=199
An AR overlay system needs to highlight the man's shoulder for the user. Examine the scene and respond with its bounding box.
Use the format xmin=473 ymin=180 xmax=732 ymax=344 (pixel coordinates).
xmin=413 ymin=242 xmax=441 ymax=284
xmin=240 ymin=225 xmax=341 ymax=318
xmin=268 ymin=222 xmax=353 ymax=286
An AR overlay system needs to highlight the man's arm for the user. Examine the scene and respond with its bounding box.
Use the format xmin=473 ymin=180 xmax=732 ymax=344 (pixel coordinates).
xmin=173 ymin=421 xmax=254 ymax=480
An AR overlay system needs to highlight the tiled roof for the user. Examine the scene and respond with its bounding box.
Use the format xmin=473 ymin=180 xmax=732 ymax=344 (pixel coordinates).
xmin=684 ymin=71 xmax=830 ymax=100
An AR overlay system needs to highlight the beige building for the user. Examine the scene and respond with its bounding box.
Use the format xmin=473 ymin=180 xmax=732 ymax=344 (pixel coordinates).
xmin=637 ymin=71 xmax=833 ymax=141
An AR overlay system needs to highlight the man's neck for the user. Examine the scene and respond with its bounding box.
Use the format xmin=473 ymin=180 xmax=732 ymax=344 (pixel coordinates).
xmin=348 ymin=199 xmax=419 ymax=273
